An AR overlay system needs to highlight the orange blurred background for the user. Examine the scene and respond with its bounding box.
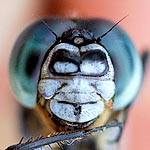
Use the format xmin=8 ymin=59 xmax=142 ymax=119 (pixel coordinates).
xmin=0 ymin=0 xmax=150 ymax=149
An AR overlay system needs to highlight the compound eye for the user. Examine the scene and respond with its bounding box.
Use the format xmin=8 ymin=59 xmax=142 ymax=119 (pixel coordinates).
xmin=80 ymin=51 xmax=109 ymax=76
xmin=49 ymin=50 xmax=79 ymax=75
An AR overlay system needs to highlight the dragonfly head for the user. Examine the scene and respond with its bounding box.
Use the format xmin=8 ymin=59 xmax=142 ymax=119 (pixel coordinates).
xmin=37 ymin=28 xmax=115 ymax=130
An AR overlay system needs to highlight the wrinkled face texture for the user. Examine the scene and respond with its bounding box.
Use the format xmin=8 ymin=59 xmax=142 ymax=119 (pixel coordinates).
xmin=37 ymin=29 xmax=115 ymax=128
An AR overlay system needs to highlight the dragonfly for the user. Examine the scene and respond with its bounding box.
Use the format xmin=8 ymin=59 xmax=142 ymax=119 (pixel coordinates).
xmin=7 ymin=17 xmax=146 ymax=150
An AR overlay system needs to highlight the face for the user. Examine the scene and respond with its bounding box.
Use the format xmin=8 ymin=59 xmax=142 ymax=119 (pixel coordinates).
xmin=37 ymin=28 xmax=115 ymax=129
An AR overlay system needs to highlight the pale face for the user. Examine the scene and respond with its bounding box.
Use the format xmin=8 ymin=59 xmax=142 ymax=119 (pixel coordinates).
xmin=38 ymin=42 xmax=115 ymax=128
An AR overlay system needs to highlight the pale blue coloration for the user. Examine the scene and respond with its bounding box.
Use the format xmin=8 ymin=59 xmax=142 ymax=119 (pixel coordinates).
xmin=9 ymin=18 xmax=143 ymax=110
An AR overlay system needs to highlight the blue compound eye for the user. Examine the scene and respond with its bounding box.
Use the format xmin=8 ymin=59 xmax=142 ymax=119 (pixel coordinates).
xmin=9 ymin=18 xmax=143 ymax=113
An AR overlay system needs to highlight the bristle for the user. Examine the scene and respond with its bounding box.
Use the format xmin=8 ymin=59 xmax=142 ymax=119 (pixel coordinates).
xmin=97 ymin=15 xmax=128 ymax=42
xmin=6 ymin=122 xmax=123 ymax=150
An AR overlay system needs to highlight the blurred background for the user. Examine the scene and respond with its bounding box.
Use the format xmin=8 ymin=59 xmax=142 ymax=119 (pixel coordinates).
xmin=0 ymin=0 xmax=150 ymax=149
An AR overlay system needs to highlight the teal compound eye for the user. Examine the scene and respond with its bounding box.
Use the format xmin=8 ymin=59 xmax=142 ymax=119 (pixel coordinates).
xmin=9 ymin=18 xmax=143 ymax=112
xmin=8 ymin=18 xmax=144 ymax=149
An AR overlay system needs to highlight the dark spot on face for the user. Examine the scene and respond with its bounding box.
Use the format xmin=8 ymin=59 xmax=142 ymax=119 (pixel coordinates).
xmin=73 ymin=104 xmax=82 ymax=116
xmin=25 ymin=52 xmax=40 ymax=77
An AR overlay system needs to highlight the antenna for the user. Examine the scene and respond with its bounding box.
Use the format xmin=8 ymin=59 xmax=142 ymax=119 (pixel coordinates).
xmin=41 ymin=19 xmax=58 ymax=40
xmin=97 ymin=15 xmax=128 ymax=41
